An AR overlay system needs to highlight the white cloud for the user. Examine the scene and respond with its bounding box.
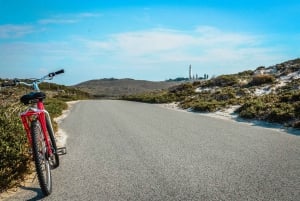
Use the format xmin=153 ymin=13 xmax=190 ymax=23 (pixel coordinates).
xmin=38 ymin=19 xmax=78 ymax=25
xmin=73 ymin=26 xmax=288 ymax=78
xmin=78 ymin=12 xmax=102 ymax=18
xmin=0 ymin=24 xmax=35 ymax=39
xmin=111 ymin=29 xmax=197 ymax=56
xmin=38 ymin=12 xmax=102 ymax=25
xmin=81 ymin=26 xmax=280 ymax=66
xmin=78 ymin=37 xmax=114 ymax=51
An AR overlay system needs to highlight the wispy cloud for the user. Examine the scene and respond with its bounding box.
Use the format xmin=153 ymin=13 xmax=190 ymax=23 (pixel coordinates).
xmin=75 ymin=26 xmax=286 ymax=73
xmin=1 ymin=26 xmax=284 ymax=67
xmin=84 ymin=27 xmax=277 ymax=62
xmin=38 ymin=12 xmax=101 ymax=25
xmin=38 ymin=19 xmax=78 ymax=25
xmin=78 ymin=12 xmax=102 ymax=18
xmin=0 ymin=24 xmax=35 ymax=39
xmin=0 ymin=12 xmax=102 ymax=39
xmin=112 ymin=29 xmax=196 ymax=56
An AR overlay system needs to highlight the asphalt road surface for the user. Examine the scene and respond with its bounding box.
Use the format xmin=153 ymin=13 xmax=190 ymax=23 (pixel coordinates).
xmin=4 ymin=100 xmax=300 ymax=201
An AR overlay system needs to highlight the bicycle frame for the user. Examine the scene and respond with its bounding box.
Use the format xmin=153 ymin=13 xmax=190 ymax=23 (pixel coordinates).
xmin=16 ymin=70 xmax=64 ymax=157
xmin=20 ymin=100 xmax=53 ymax=156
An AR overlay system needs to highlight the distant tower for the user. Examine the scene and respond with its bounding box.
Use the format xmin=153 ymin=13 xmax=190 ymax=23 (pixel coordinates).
xmin=189 ymin=64 xmax=192 ymax=80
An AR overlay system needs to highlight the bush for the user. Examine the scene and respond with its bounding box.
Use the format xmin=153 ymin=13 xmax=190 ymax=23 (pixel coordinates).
xmin=212 ymin=75 xmax=239 ymax=87
xmin=121 ymin=91 xmax=178 ymax=104
xmin=292 ymin=102 xmax=300 ymax=118
xmin=236 ymin=100 xmax=267 ymax=119
xmin=279 ymin=79 xmax=300 ymax=92
xmin=248 ymin=74 xmax=275 ymax=86
xmin=192 ymin=101 xmax=225 ymax=112
xmin=238 ymin=70 xmax=254 ymax=77
xmin=44 ymin=98 xmax=68 ymax=118
xmin=279 ymin=91 xmax=300 ymax=103
xmin=0 ymin=104 xmax=31 ymax=193
xmin=237 ymin=95 xmax=296 ymax=124
xmin=169 ymin=83 xmax=194 ymax=93
xmin=266 ymin=104 xmax=294 ymax=123
xmin=212 ymin=88 xmax=236 ymax=101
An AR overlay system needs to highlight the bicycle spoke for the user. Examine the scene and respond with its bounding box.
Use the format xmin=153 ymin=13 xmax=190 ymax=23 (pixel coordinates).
xmin=31 ymin=120 xmax=52 ymax=196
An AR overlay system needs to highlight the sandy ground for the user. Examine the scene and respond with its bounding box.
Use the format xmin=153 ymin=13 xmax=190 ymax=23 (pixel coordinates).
xmin=54 ymin=101 xmax=79 ymax=147
xmin=159 ymin=102 xmax=239 ymax=121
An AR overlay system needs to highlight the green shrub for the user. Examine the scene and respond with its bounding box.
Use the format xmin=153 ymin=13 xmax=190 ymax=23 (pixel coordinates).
xmin=169 ymin=83 xmax=194 ymax=94
xmin=44 ymin=98 xmax=68 ymax=118
xmin=212 ymin=75 xmax=239 ymax=87
xmin=192 ymin=101 xmax=224 ymax=112
xmin=236 ymin=100 xmax=267 ymax=119
xmin=291 ymin=93 xmax=300 ymax=102
xmin=212 ymin=89 xmax=236 ymax=101
xmin=266 ymin=104 xmax=294 ymax=123
xmin=237 ymin=103 xmax=257 ymax=119
xmin=248 ymin=74 xmax=275 ymax=86
xmin=279 ymin=91 xmax=300 ymax=103
xmin=0 ymin=104 xmax=31 ymax=193
xmin=293 ymin=102 xmax=300 ymax=118
xmin=236 ymin=88 xmax=251 ymax=97
xmin=237 ymin=95 xmax=296 ymax=124
xmin=238 ymin=70 xmax=254 ymax=77
xmin=121 ymin=91 xmax=178 ymax=104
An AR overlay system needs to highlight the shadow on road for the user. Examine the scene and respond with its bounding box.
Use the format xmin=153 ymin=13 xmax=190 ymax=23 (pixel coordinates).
xmin=234 ymin=117 xmax=300 ymax=136
xmin=19 ymin=186 xmax=44 ymax=201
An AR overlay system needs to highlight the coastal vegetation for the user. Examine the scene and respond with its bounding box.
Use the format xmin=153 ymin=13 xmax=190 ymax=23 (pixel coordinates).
xmin=122 ymin=58 xmax=300 ymax=128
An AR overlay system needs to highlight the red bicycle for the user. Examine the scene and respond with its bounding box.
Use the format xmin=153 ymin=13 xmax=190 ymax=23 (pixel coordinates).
xmin=1 ymin=69 xmax=65 ymax=196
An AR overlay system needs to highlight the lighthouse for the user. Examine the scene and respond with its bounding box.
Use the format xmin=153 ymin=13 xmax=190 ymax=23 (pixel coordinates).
xmin=189 ymin=64 xmax=192 ymax=80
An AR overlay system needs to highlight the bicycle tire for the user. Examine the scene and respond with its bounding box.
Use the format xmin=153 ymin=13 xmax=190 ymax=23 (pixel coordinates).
xmin=31 ymin=120 xmax=52 ymax=196
xmin=46 ymin=117 xmax=60 ymax=169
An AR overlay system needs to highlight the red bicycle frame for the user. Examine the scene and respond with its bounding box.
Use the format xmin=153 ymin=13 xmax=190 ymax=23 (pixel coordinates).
xmin=20 ymin=100 xmax=53 ymax=156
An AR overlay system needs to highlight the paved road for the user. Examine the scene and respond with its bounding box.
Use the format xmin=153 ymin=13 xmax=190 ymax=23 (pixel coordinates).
xmin=4 ymin=100 xmax=300 ymax=201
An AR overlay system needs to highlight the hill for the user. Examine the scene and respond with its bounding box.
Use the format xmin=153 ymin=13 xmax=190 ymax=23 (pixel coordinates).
xmin=122 ymin=58 xmax=300 ymax=129
xmin=75 ymin=78 xmax=179 ymax=98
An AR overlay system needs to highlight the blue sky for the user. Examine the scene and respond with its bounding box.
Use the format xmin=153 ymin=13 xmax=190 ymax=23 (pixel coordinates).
xmin=1 ymin=0 xmax=300 ymax=85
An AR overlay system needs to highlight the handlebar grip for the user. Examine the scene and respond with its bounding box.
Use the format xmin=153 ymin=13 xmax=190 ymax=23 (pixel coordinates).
xmin=48 ymin=69 xmax=65 ymax=77
xmin=55 ymin=69 xmax=64 ymax=75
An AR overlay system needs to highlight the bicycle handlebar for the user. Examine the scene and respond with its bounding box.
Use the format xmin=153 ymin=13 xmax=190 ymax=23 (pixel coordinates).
xmin=48 ymin=69 xmax=65 ymax=78
xmin=1 ymin=69 xmax=65 ymax=88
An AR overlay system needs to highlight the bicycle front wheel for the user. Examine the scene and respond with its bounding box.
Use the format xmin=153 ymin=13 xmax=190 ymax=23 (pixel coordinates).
xmin=31 ymin=120 xmax=52 ymax=196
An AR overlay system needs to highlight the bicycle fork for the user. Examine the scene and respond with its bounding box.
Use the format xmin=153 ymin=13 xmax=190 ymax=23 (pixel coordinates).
xmin=20 ymin=108 xmax=54 ymax=157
